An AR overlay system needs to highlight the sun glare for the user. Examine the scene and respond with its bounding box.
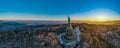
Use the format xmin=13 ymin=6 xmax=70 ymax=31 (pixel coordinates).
xmin=96 ymin=16 xmax=106 ymax=22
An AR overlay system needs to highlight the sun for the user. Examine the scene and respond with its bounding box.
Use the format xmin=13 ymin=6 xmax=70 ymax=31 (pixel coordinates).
xmin=96 ymin=16 xmax=106 ymax=22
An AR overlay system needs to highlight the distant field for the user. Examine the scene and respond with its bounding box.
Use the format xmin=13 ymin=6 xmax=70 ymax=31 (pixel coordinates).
xmin=73 ymin=20 xmax=120 ymax=24
xmin=88 ymin=21 xmax=120 ymax=24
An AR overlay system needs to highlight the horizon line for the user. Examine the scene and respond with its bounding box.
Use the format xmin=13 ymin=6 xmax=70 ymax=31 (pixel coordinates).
xmin=1 ymin=19 xmax=120 ymax=21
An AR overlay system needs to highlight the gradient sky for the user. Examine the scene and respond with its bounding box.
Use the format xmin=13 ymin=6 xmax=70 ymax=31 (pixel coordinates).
xmin=0 ymin=0 xmax=120 ymax=21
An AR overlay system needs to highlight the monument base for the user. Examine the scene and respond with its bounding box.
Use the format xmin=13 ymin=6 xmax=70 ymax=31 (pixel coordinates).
xmin=59 ymin=33 xmax=78 ymax=48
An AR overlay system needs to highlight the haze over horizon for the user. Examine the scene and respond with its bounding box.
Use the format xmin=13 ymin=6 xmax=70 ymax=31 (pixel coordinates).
xmin=0 ymin=0 xmax=120 ymax=21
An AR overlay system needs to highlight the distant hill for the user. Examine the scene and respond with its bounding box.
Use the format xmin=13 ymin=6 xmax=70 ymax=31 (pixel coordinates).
xmin=0 ymin=22 xmax=26 ymax=30
xmin=2 ymin=20 xmax=68 ymax=25
xmin=0 ymin=22 xmax=25 ymax=25
xmin=1 ymin=20 xmax=120 ymax=25
xmin=0 ymin=20 xmax=3 ymax=22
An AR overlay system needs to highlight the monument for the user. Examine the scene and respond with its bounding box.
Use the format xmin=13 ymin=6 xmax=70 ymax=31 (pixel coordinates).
xmin=59 ymin=16 xmax=80 ymax=48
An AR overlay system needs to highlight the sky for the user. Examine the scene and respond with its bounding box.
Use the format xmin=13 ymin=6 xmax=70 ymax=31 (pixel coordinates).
xmin=0 ymin=0 xmax=120 ymax=21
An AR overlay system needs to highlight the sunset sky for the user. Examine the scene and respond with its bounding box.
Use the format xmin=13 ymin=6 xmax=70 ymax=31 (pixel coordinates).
xmin=0 ymin=0 xmax=120 ymax=21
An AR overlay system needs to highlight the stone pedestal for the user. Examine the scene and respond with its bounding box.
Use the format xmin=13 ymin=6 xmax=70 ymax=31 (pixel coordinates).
xmin=59 ymin=33 xmax=78 ymax=48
